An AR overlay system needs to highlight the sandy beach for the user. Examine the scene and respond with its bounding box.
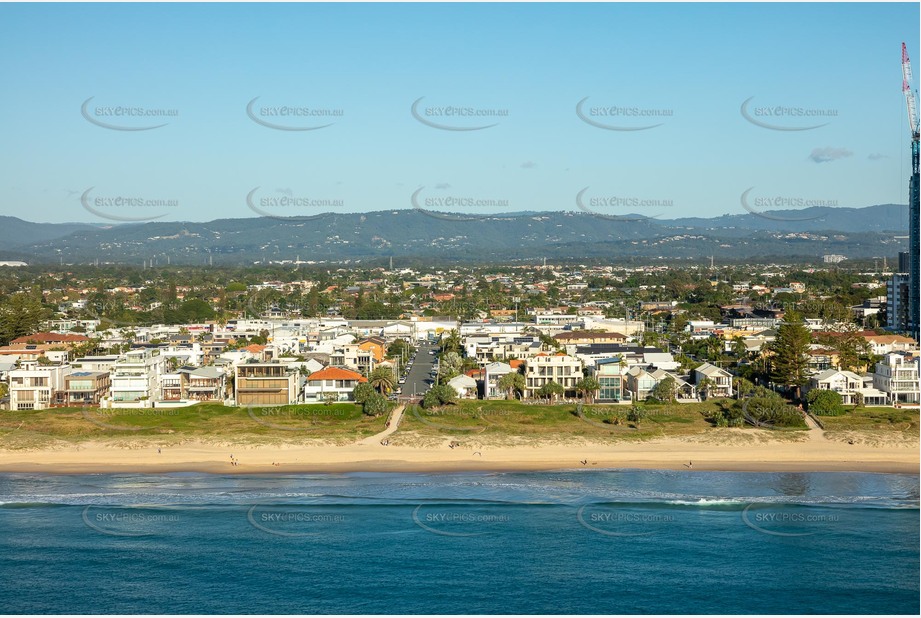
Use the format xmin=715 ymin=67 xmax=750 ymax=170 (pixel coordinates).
xmin=0 ymin=426 xmax=917 ymax=475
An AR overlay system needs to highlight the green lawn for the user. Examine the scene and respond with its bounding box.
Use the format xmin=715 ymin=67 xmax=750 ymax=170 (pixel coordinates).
xmin=0 ymin=403 xmax=386 ymax=447
xmin=399 ymin=399 xmax=718 ymax=441
xmin=819 ymin=407 xmax=919 ymax=432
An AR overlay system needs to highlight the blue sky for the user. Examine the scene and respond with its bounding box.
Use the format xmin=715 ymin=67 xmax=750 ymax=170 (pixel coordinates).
xmin=0 ymin=2 xmax=918 ymax=223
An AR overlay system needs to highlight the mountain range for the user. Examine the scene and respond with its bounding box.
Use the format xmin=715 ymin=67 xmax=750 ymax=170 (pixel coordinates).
xmin=0 ymin=204 xmax=909 ymax=265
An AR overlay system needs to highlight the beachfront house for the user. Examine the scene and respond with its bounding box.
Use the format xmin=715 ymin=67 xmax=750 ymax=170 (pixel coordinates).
xmin=53 ymin=371 xmax=111 ymax=407
xmin=483 ymin=361 xmax=514 ymax=399
xmin=447 ymin=374 xmax=478 ymax=399
xmin=804 ymin=369 xmax=888 ymax=406
xmin=872 ymin=353 xmax=920 ymax=406
xmin=624 ymin=366 xmax=657 ymax=401
xmin=594 ymin=357 xmax=626 ymax=403
xmin=235 ymin=361 xmax=300 ymax=406
xmin=523 ymin=353 xmax=583 ymax=399
xmin=692 ymin=362 xmax=734 ymax=398
xmin=303 ymin=366 xmax=367 ymax=402
xmin=161 ymin=367 xmax=227 ymax=402
xmin=8 ymin=362 xmax=71 ymax=411
xmin=109 ymin=348 xmax=166 ymax=405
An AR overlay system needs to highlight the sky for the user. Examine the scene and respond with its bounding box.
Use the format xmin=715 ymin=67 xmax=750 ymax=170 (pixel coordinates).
xmin=0 ymin=1 xmax=918 ymax=224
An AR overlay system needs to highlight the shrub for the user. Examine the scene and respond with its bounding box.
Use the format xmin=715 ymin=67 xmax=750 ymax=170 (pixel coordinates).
xmin=807 ymin=389 xmax=845 ymax=416
xmin=362 ymin=392 xmax=390 ymax=417
xmin=421 ymin=384 xmax=458 ymax=409
xmin=352 ymin=382 xmax=376 ymax=405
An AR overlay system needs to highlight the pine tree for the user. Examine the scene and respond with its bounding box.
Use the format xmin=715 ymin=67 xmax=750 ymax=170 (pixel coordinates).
xmin=769 ymin=310 xmax=812 ymax=397
xmin=0 ymin=292 xmax=49 ymax=346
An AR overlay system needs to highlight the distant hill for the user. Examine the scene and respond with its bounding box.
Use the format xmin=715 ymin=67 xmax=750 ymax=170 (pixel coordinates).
xmin=667 ymin=203 xmax=909 ymax=234
xmin=2 ymin=204 xmax=910 ymax=265
xmin=0 ymin=216 xmax=98 ymax=254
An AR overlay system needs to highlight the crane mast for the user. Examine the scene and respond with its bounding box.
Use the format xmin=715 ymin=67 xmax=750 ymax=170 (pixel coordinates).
xmin=903 ymin=43 xmax=920 ymax=143
xmin=902 ymin=42 xmax=920 ymax=339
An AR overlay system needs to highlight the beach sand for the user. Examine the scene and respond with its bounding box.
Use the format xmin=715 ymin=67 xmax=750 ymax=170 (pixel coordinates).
xmin=0 ymin=427 xmax=917 ymax=475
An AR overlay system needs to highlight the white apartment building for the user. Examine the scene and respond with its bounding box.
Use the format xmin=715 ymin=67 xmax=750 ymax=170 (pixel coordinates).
xmin=483 ymin=361 xmax=515 ymax=399
xmin=109 ymin=349 xmax=166 ymax=404
xmin=873 ymin=353 xmax=920 ymax=405
xmin=8 ymin=363 xmax=71 ymax=410
xmin=806 ymin=369 xmax=887 ymax=406
xmin=523 ymin=353 xmax=583 ymax=399
xmin=328 ymin=344 xmax=377 ymax=375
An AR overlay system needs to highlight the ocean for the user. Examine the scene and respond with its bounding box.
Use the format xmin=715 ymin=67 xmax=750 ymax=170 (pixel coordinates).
xmin=0 ymin=469 xmax=917 ymax=614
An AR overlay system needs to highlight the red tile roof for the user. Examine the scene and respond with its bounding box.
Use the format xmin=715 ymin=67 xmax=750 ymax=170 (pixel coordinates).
xmin=307 ymin=367 xmax=367 ymax=382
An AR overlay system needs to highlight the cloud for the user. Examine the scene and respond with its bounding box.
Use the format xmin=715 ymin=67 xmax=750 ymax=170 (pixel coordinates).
xmin=808 ymin=147 xmax=852 ymax=164
xmin=867 ymin=153 xmax=888 ymax=161
xmin=435 ymin=183 xmax=451 ymax=190
xmin=520 ymin=161 xmax=537 ymax=169
xmin=275 ymin=187 xmax=293 ymax=196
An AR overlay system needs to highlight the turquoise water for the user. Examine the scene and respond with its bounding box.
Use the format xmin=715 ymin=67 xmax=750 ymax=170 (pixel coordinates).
xmin=0 ymin=470 xmax=917 ymax=614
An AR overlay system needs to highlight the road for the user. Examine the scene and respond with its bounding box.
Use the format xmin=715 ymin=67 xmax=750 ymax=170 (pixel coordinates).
xmin=399 ymin=341 xmax=440 ymax=401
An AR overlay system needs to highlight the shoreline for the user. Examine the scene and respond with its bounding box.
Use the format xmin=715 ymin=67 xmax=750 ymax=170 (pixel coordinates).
xmin=1 ymin=435 xmax=917 ymax=476
xmin=0 ymin=461 xmax=915 ymax=476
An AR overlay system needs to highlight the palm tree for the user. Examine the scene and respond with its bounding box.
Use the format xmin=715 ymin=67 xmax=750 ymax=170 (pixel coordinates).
xmin=369 ymin=366 xmax=395 ymax=394
xmin=697 ymin=377 xmax=715 ymax=401
xmin=441 ymin=329 xmax=461 ymax=354
xmin=575 ymin=377 xmax=600 ymax=404
xmin=537 ymin=380 xmax=564 ymax=403
xmin=498 ymin=372 xmax=525 ymax=400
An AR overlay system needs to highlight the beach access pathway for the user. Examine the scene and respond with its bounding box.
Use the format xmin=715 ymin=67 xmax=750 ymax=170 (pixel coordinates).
xmin=358 ymin=404 xmax=406 ymax=445
xmin=801 ymin=410 xmax=827 ymax=440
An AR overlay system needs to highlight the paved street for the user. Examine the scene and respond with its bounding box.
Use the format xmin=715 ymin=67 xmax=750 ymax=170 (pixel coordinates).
xmin=398 ymin=341 xmax=439 ymax=401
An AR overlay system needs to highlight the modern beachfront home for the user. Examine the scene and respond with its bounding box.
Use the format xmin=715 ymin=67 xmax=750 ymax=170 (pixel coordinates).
xmin=303 ymin=366 xmax=367 ymax=402
xmin=234 ymin=361 xmax=300 ymax=406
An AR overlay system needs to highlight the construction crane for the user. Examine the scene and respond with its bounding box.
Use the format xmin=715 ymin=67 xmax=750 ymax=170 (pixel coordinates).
xmin=902 ymin=42 xmax=919 ymax=165
xmin=901 ymin=42 xmax=920 ymax=338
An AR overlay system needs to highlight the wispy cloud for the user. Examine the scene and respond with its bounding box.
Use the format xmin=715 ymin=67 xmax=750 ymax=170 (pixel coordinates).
xmin=520 ymin=161 xmax=536 ymax=169
xmin=808 ymin=147 xmax=852 ymax=164
xmin=435 ymin=182 xmax=451 ymax=190
xmin=867 ymin=153 xmax=888 ymax=161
